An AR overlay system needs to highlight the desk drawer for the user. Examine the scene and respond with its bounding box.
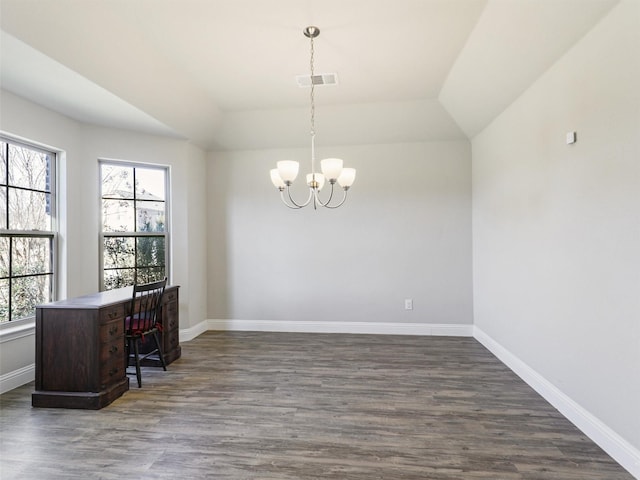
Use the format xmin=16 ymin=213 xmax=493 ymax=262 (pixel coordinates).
xmin=166 ymin=315 xmax=178 ymax=332
xmin=99 ymin=339 xmax=123 ymax=363
xmin=166 ymin=329 xmax=180 ymax=349
xmin=164 ymin=289 xmax=178 ymax=303
xmin=99 ymin=304 xmax=125 ymax=324
xmin=99 ymin=319 xmax=123 ymax=344
xmin=100 ymin=356 xmax=125 ymax=388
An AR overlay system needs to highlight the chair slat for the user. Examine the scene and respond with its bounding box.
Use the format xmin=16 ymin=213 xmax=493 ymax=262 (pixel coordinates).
xmin=124 ymin=277 xmax=168 ymax=387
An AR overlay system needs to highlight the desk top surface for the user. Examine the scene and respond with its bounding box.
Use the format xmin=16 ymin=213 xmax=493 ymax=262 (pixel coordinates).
xmin=37 ymin=285 xmax=178 ymax=309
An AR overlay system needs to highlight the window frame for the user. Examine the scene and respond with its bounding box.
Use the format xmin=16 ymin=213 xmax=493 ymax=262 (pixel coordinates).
xmin=0 ymin=135 xmax=57 ymax=325
xmin=98 ymin=159 xmax=170 ymax=291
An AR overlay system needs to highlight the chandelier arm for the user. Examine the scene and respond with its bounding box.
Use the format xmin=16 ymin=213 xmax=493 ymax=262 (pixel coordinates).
xmin=279 ymin=189 xmax=302 ymax=209
xmin=313 ymin=181 xmax=336 ymax=207
xmin=300 ymin=186 xmax=315 ymax=207
xmin=283 ymin=185 xmax=314 ymax=208
xmin=322 ymin=187 xmax=349 ymax=209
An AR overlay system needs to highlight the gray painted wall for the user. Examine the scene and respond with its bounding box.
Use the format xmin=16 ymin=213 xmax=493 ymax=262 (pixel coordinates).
xmin=207 ymin=141 xmax=473 ymax=326
xmin=472 ymin=0 xmax=639 ymax=451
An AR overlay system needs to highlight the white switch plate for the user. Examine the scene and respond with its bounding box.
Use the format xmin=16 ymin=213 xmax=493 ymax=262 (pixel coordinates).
xmin=566 ymin=131 xmax=576 ymax=144
xmin=404 ymin=298 xmax=413 ymax=310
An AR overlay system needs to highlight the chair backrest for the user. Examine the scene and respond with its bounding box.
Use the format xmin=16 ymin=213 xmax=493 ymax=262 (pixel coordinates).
xmin=126 ymin=277 xmax=167 ymax=336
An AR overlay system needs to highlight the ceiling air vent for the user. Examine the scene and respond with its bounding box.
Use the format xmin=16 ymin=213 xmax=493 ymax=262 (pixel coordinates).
xmin=296 ymin=73 xmax=338 ymax=87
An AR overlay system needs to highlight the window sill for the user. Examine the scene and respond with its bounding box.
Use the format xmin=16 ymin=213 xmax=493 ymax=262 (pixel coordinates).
xmin=0 ymin=319 xmax=36 ymax=343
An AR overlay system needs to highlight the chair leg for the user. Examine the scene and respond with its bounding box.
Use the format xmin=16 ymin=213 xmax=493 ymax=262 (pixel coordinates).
xmin=151 ymin=331 xmax=167 ymax=371
xmin=124 ymin=338 xmax=130 ymax=369
xmin=133 ymin=339 xmax=142 ymax=388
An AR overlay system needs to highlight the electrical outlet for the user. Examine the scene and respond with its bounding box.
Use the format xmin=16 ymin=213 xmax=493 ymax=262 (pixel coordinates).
xmin=404 ymin=298 xmax=413 ymax=310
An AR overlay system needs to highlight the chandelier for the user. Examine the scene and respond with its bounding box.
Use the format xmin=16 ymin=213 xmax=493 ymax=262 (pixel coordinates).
xmin=270 ymin=26 xmax=356 ymax=209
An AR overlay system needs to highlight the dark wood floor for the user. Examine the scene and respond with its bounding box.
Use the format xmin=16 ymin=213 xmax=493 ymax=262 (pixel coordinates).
xmin=0 ymin=331 xmax=632 ymax=479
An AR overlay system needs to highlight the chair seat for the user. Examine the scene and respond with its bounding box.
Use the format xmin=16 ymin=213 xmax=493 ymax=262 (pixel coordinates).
xmin=125 ymin=314 xmax=161 ymax=337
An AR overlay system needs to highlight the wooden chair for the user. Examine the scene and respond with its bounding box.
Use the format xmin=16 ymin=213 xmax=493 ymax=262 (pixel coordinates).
xmin=125 ymin=277 xmax=167 ymax=388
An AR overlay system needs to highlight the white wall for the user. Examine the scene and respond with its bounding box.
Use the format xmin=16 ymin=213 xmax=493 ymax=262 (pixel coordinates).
xmin=207 ymin=141 xmax=473 ymax=331
xmin=0 ymin=90 xmax=209 ymax=384
xmin=184 ymin=142 xmax=209 ymax=329
xmin=472 ymin=0 xmax=639 ymax=457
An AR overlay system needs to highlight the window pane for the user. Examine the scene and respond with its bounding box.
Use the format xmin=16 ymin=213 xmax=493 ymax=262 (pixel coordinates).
xmin=103 ymin=237 xmax=135 ymax=269
xmin=136 ymin=201 xmax=165 ymax=232
xmin=135 ymin=168 xmax=165 ymax=201
xmin=101 ymin=164 xmax=133 ymax=198
xmin=137 ymin=236 xmax=165 ymax=267
xmin=8 ymin=189 xmax=51 ymax=230
xmin=12 ymin=237 xmax=51 ymax=275
xmin=8 ymin=144 xmax=50 ymax=191
xmin=0 ymin=186 xmax=6 ymax=229
xmin=136 ymin=267 xmax=165 ymax=285
xmin=102 ymin=199 xmax=134 ymax=232
xmin=0 ymin=279 xmax=8 ymax=323
xmin=0 ymin=237 xmax=8 ymax=278
xmin=104 ymin=268 xmax=135 ymax=290
xmin=11 ymin=274 xmax=50 ymax=321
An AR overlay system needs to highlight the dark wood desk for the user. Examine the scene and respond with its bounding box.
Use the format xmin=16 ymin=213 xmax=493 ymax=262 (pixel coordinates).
xmin=32 ymin=285 xmax=180 ymax=409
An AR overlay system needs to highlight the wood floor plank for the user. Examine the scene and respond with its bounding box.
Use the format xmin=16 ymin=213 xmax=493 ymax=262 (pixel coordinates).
xmin=0 ymin=332 xmax=633 ymax=479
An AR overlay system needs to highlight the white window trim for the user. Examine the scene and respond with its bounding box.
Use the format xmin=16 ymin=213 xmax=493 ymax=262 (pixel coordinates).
xmin=98 ymin=159 xmax=170 ymax=290
xmin=0 ymin=318 xmax=35 ymax=343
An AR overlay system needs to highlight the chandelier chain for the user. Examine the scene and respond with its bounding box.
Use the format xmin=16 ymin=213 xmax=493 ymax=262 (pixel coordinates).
xmin=310 ymin=34 xmax=315 ymax=137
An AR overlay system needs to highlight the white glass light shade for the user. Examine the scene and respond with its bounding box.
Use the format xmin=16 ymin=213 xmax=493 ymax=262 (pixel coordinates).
xmin=270 ymin=169 xmax=286 ymax=188
xmin=337 ymin=168 xmax=356 ymax=188
xmin=306 ymin=172 xmax=326 ymax=191
xmin=277 ymin=160 xmax=299 ymax=183
xmin=320 ymin=158 xmax=343 ymax=181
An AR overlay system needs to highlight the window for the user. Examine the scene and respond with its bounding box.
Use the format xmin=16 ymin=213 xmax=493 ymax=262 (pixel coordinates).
xmin=100 ymin=161 xmax=169 ymax=291
xmin=0 ymin=137 xmax=56 ymax=323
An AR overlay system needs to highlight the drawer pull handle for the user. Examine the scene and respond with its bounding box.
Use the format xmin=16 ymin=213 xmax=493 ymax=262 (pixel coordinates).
xmin=109 ymin=345 xmax=119 ymax=354
xmin=108 ymin=311 xmax=118 ymax=319
xmin=108 ymin=367 xmax=119 ymax=376
xmin=109 ymin=325 xmax=119 ymax=335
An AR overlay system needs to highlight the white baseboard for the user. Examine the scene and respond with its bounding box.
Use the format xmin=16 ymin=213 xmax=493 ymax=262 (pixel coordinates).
xmin=0 ymin=364 xmax=35 ymax=395
xmin=197 ymin=319 xmax=474 ymax=337
xmin=179 ymin=320 xmax=210 ymax=342
xmin=473 ymin=326 xmax=640 ymax=479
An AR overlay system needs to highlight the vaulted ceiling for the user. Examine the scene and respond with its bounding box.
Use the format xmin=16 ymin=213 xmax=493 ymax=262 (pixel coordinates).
xmin=0 ymin=0 xmax=618 ymax=151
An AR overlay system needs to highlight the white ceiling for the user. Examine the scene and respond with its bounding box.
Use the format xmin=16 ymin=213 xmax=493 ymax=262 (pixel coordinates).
xmin=0 ymin=0 xmax=618 ymax=151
